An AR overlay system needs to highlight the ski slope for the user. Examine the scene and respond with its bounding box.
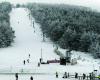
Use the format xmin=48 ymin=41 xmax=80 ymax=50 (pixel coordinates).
xmin=0 ymin=7 xmax=100 ymax=80
xmin=0 ymin=7 xmax=59 ymax=68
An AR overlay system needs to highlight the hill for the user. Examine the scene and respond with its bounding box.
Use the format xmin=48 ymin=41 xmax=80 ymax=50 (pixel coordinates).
xmin=27 ymin=3 xmax=100 ymax=58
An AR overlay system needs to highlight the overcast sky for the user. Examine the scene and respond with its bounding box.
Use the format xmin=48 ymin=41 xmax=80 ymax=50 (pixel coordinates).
xmin=0 ymin=0 xmax=100 ymax=11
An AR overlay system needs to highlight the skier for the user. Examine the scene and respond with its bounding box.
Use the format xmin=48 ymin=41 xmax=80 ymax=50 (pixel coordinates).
xmin=15 ymin=73 xmax=18 ymax=80
xmin=62 ymin=72 xmax=67 ymax=78
xmin=30 ymin=76 xmax=33 ymax=80
xmin=89 ymin=73 xmax=92 ymax=80
xmin=56 ymin=72 xmax=58 ymax=78
xmin=23 ymin=60 xmax=25 ymax=65
xmin=38 ymin=62 xmax=40 ymax=67
xmin=27 ymin=59 xmax=29 ymax=63
xmin=40 ymin=58 xmax=42 ymax=63
xmin=29 ymin=54 xmax=30 ymax=58
xmin=83 ymin=73 xmax=86 ymax=80
xmin=75 ymin=72 xmax=78 ymax=78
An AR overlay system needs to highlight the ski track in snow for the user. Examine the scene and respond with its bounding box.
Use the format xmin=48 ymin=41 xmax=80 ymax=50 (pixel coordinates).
xmin=0 ymin=7 xmax=100 ymax=80
xmin=0 ymin=8 xmax=59 ymax=72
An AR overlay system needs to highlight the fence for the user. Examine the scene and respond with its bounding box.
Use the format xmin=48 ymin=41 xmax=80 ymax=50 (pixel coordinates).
xmin=0 ymin=66 xmax=99 ymax=80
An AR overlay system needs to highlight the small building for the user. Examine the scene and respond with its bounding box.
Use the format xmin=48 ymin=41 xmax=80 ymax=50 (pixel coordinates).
xmin=60 ymin=57 xmax=66 ymax=65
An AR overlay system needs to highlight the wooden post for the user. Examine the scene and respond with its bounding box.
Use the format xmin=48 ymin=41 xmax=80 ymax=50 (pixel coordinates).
xmin=78 ymin=76 xmax=80 ymax=80
xmin=41 ymin=48 xmax=42 ymax=59
xmin=79 ymin=76 xmax=81 ymax=80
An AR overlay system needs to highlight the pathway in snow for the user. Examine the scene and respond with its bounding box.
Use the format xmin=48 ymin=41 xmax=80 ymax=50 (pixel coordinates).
xmin=0 ymin=8 xmax=59 ymax=72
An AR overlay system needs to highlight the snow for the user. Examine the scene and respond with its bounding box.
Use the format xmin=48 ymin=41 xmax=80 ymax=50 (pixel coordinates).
xmin=0 ymin=7 xmax=100 ymax=80
xmin=0 ymin=7 xmax=60 ymax=72
xmin=0 ymin=74 xmax=78 ymax=80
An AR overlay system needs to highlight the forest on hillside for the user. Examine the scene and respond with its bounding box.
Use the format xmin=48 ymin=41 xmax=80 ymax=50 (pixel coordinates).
xmin=27 ymin=3 xmax=100 ymax=58
xmin=0 ymin=2 xmax=15 ymax=48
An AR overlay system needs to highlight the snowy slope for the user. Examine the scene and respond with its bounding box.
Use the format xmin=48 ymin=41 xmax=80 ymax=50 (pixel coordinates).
xmin=10 ymin=8 xmax=59 ymax=64
xmin=0 ymin=7 xmax=59 ymax=72
xmin=0 ymin=8 xmax=100 ymax=80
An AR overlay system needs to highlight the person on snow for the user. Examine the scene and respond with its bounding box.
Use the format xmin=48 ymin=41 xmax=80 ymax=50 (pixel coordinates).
xmin=62 ymin=72 xmax=67 ymax=78
xmin=39 ymin=58 xmax=42 ymax=63
xmin=83 ymin=73 xmax=86 ymax=80
xmin=27 ymin=59 xmax=29 ymax=63
xmin=75 ymin=72 xmax=78 ymax=78
xmin=15 ymin=73 xmax=18 ymax=80
xmin=23 ymin=60 xmax=25 ymax=65
xmin=38 ymin=62 xmax=40 ymax=67
xmin=56 ymin=72 xmax=58 ymax=78
xmin=29 ymin=54 xmax=30 ymax=58
xmin=89 ymin=73 xmax=92 ymax=80
xmin=30 ymin=76 xmax=33 ymax=80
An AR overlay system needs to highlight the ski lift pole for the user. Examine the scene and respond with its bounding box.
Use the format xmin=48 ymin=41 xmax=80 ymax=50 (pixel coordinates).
xmin=40 ymin=48 xmax=43 ymax=63
xmin=41 ymin=48 xmax=43 ymax=59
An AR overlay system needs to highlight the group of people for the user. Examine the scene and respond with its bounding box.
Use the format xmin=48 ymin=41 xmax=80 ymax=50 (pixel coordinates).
xmin=15 ymin=73 xmax=33 ymax=80
xmin=56 ymin=72 xmax=95 ymax=80
xmin=23 ymin=54 xmax=30 ymax=65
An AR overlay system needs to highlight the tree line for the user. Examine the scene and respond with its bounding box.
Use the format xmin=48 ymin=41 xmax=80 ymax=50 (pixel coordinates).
xmin=0 ymin=2 xmax=15 ymax=48
xmin=27 ymin=3 xmax=100 ymax=58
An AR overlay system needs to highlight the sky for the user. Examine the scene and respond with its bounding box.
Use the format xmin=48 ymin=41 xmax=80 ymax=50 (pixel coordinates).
xmin=0 ymin=0 xmax=100 ymax=11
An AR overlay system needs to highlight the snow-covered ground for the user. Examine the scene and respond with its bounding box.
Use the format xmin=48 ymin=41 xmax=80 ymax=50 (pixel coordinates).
xmin=0 ymin=74 xmax=79 ymax=80
xmin=0 ymin=7 xmax=100 ymax=80
xmin=0 ymin=7 xmax=59 ymax=71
